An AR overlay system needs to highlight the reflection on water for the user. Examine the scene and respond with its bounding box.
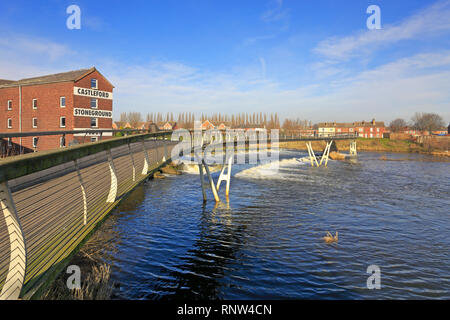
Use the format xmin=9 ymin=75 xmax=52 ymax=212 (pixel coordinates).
xmin=75 ymin=151 xmax=450 ymax=299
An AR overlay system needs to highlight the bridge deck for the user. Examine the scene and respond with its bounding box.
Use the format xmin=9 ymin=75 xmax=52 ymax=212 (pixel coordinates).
xmin=0 ymin=139 xmax=175 ymax=298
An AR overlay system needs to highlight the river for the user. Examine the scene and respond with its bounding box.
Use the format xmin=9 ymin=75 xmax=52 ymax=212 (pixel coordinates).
xmin=74 ymin=150 xmax=450 ymax=299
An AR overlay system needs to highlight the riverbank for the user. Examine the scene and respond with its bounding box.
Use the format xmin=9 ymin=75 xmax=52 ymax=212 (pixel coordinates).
xmin=279 ymin=138 xmax=449 ymax=157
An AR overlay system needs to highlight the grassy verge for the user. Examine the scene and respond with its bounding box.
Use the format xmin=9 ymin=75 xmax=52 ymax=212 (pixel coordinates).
xmin=280 ymin=138 xmax=449 ymax=156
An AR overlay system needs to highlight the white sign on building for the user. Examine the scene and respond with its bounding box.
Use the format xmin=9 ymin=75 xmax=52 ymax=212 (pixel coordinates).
xmin=74 ymin=108 xmax=113 ymax=118
xmin=74 ymin=87 xmax=113 ymax=100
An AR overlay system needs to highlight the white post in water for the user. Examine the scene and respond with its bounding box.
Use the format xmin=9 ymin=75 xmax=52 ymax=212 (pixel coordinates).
xmin=0 ymin=182 xmax=27 ymax=300
xmin=198 ymin=163 xmax=207 ymax=202
xmin=350 ymin=140 xmax=357 ymax=156
xmin=306 ymin=142 xmax=319 ymax=167
xmin=319 ymin=141 xmax=332 ymax=167
xmin=202 ymin=159 xmax=220 ymax=202
xmin=216 ymin=156 xmax=233 ymax=197
xmin=324 ymin=140 xmax=332 ymax=167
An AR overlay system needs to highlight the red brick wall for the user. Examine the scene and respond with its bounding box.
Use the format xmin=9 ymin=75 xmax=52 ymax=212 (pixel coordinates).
xmin=0 ymin=69 xmax=114 ymax=152
xmin=0 ymin=82 xmax=74 ymax=151
xmin=73 ymin=70 xmax=113 ymax=131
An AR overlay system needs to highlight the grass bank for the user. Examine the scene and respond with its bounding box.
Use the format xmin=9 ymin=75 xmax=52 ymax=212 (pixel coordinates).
xmin=279 ymin=138 xmax=449 ymax=157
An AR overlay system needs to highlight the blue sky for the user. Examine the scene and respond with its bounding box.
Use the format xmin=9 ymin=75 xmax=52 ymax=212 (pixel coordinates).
xmin=1 ymin=0 xmax=449 ymax=123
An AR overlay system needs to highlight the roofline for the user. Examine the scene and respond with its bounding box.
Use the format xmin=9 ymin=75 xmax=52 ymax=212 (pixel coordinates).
xmin=75 ymin=67 xmax=115 ymax=88
xmin=0 ymin=67 xmax=115 ymax=89
xmin=0 ymin=79 xmax=75 ymax=89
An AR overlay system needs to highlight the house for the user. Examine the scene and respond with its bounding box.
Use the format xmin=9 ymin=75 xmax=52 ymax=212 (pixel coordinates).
xmin=201 ymin=120 xmax=215 ymax=130
xmin=318 ymin=119 xmax=385 ymax=138
xmin=157 ymin=121 xmax=177 ymax=131
xmin=113 ymin=121 xmax=131 ymax=129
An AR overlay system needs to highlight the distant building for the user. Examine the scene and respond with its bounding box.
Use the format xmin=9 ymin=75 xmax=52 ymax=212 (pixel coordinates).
xmin=112 ymin=121 xmax=131 ymax=129
xmin=200 ymin=120 xmax=215 ymax=130
xmin=318 ymin=119 xmax=385 ymax=138
xmin=157 ymin=121 xmax=177 ymax=131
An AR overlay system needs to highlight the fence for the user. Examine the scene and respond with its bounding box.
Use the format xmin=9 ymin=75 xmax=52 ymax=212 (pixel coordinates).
xmin=0 ymin=130 xmax=175 ymax=299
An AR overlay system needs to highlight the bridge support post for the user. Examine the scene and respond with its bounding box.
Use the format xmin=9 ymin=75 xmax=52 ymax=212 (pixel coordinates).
xmin=202 ymin=159 xmax=220 ymax=202
xmin=198 ymin=163 xmax=207 ymax=202
xmin=0 ymin=182 xmax=27 ymax=300
xmin=142 ymin=140 xmax=150 ymax=175
xmin=74 ymin=160 xmax=88 ymax=225
xmin=216 ymin=156 xmax=232 ymax=197
xmin=319 ymin=140 xmax=333 ymax=167
xmin=306 ymin=142 xmax=319 ymax=167
xmin=106 ymin=149 xmax=118 ymax=203
xmin=350 ymin=140 xmax=357 ymax=156
xmin=127 ymin=143 xmax=136 ymax=182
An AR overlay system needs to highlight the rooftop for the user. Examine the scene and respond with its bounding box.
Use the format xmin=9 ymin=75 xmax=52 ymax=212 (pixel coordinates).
xmin=0 ymin=67 xmax=113 ymax=88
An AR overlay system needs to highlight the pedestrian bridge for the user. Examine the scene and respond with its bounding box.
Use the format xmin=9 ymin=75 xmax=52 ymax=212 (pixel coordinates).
xmin=0 ymin=129 xmax=357 ymax=299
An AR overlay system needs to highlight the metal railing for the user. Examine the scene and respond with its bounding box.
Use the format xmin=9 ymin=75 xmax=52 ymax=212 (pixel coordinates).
xmin=0 ymin=129 xmax=167 ymax=157
xmin=0 ymin=130 xmax=175 ymax=299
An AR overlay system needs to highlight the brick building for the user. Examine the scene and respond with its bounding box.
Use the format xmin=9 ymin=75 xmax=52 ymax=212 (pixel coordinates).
xmin=0 ymin=67 xmax=114 ymax=152
xmin=318 ymin=119 xmax=385 ymax=138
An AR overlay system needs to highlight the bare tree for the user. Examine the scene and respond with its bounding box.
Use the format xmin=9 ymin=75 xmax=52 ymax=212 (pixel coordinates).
xmin=389 ymin=118 xmax=407 ymax=132
xmin=127 ymin=112 xmax=142 ymax=128
xmin=411 ymin=112 xmax=444 ymax=133
xmin=120 ymin=112 xmax=128 ymax=122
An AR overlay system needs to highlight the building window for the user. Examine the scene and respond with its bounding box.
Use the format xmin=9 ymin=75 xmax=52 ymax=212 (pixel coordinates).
xmin=359 ymin=128 xmax=363 ymax=132
xmin=91 ymin=137 xmax=98 ymax=143
xmin=60 ymin=137 xmax=66 ymax=148
xmin=377 ymin=128 xmax=380 ymax=132
xmin=350 ymin=128 xmax=354 ymax=132
xmin=91 ymin=117 xmax=98 ymax=128
xmin=370 ymin=128 xmax=373 ymax=132
xmin=32 ymin=137 xmax=38 ymax=148
xmin=60 ymin=116 xmax=66 ymax=128
xmin=7 ymin=100 xmax=12 ymax=110
xmin=7 ymin=118 xmax=12 ymax=128
xmin=32 ymin=118 xmax=38 ymax=128
xmin=7 ymin=138 xmax=12 ymax=147
xmin=60 ymin=97 xmax=66 ymax=108
xmin=91 ymin=79 xmax=98 ymax=89
xmin=32 ymin=99 xmax=37 ymax=109
xmin=90 ymin=98 xmax=98 ymax=109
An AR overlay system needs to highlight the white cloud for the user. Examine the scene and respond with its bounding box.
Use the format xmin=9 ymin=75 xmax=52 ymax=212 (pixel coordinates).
xmin=261 ymin=0 xmax=287 ymax=22
xmin=101 ymin=50 xmax=450 ymax=123
xmin=0 ymin=35 xmax=75 ymax=79
xmin=314 ymin=0 xmax=450 ymax=61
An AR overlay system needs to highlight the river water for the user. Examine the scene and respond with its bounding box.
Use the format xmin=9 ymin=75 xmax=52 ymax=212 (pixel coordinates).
xmin=82 ymin=150 xmax=450 ymax=299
